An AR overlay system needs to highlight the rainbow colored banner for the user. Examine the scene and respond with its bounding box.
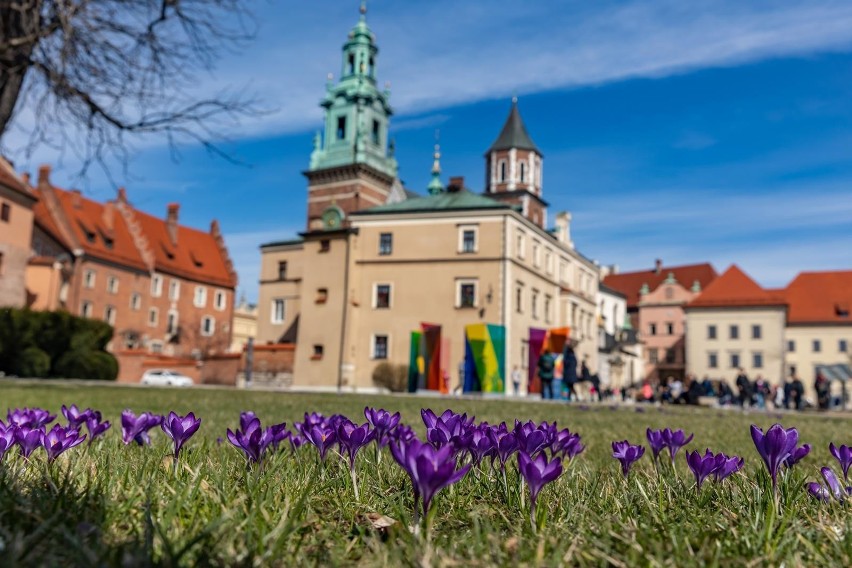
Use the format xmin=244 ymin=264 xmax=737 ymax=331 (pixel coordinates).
xmin=528 ymin=327 xmax=571 ymax=393
xmin=463 ymin=324 xmax=505 ymax=394
xmin=408 ymin=323 xmax=446 ymax=392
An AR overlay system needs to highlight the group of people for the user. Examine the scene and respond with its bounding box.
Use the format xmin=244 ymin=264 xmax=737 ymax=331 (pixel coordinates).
xmin=521 ymin=346 xmax=603 ymax=401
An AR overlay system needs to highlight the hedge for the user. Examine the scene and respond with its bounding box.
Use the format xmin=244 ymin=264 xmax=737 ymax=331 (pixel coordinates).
xmin=0 ymin=308 xmax=118 ymax=381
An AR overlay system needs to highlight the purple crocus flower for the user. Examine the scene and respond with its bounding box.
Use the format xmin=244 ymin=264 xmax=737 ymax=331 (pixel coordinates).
xmin=750 ymin=423 xmax=799 ymax=491
xmin=612 ymin=440 xmax=645 ymax=478
xmin=661 ymin=429 xmax=694 ymax=464
xmin=364 ymin=407 xmax=400 ymax=447
xmin=829 ymin=443 xmax=852 ymax=483
xmin=713 ymin=454 xmax=745 ymax=482
xmin=227 ymin=415 xmax=272 ymax=465
xmin=41 ymin=424 xmax=86 ymax=463
xmin=0 ymin=424 xmax=15 ymax=462
xmin=305 ymin=424 xmax=337 ymax=462
xmin=121 ymin=410 xmax=163 ymax=446
xmin=646 ymin=428 xmax=666 ymax=463
xmin=8 ymin=407 xmax=55 ymax=429
xmin=61 ymin=405 xmax=92 ymax=429
xmin=518 ymin=451 xmax=563 ymax=529
xmin=160 ymin=412 xmax=201 ymax=461
xmin=267 ymin=422 xmax=291 ymax=451
xmin=337 ymin=420 xmax=374 ymax=471
xmin=410 ymin=442 xmax=471 ymax=520
xmin=85 ymin=414 xmax=111 ymax=443
xmin=15 ymin=426 xmax=44 ymax=459
xmin=807 ymin=466 xmax=848 ymax=503
xmin=459 ymin=426 xmax=496 ymax=466
xmin=552 ymin=429 xmax=585 ymax=460
xmin=784 ymin=443 xmax=811 ymax=468
xmin=686 ymin=450 xmax=723 ymax=490
xmin=490 ymin=430 xmax=519 ymax=470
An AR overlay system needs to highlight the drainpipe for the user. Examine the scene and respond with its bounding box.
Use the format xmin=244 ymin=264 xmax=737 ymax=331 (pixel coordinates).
xmin=337 ymin=233 xmax=352 ymax=393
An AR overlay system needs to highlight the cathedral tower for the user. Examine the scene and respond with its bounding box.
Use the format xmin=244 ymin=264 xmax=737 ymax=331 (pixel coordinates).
xmin=305 ymin=3 xmax=398 ymax=231
xmin=484 ymin=99 xmax=547 ymax=227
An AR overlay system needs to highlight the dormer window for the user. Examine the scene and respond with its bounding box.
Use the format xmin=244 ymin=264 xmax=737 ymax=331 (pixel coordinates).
xmin=836 ymin=303 xmax=850 ymax=317
xmin=336 ymin=116 xmax=347 ymax=140
xmin=190 ymin=251 xmax=203 ymax=268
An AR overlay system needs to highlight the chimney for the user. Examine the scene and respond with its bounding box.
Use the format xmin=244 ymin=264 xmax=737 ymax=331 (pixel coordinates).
xmin=447 ymin=176 xmax=464 ymax=192
xmin=71 ymin=189 xmax=82 ymax=209
xmin=166 ymin=203 xmax=179 ymax=245
xmin=38 ymin=164 xmax=51 ymax=185
xmin=102 ymin=201 xmax=115 ymax=233
xmin=555 ymin=211 xmax=574 ymax=250
xmin=210 ymin=219 xmax=220 ymax=236
xmin=654 ymin=259 xmax=662 ymax=274
xmin=20 ymin=172 xmax=30 ymax=186
xmin=117 ymin=187 xmax=127 ymax=203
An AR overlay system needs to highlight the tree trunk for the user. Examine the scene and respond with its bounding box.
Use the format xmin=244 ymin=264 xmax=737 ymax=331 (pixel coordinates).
xmin=0 ymin=1 xmax=41 ymax=140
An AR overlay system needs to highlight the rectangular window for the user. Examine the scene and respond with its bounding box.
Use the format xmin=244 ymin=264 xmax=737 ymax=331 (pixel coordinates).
xmin=104 ymin=305 xmax=116 ymax=325
xmin=707 ymin=325 xmax=717 ymax=340
xmin=813 ymin=339 xmax=821 ymax=353
xmin=753 ymin=352 xmax=763 ymax=369
xmin=729 ymin=325 xmax=739 ymax=340
xmin=840 ymin=339 xmax=848 ymax=353
xmin=648 ymin=349 xmax=658 ymax=364
xmin=84 ymin=270 xmax=96 ymax=289
xmin=371 ymin=119 xmax=380 ymax=145
xmin=544 ymin=295 xmax=552 ymax=323
xmin=516 ymin=232 xmax=525 ymax=259
xmin=316 ymin=288 xmax=328 ymax=304
xmin=107 ymin=276 xmax=119 ymax=294
xmin=531 ymin=290 xmax=539 ymax=319
xmin=665 ymin=349 xmax=676 ymax=364
xmin=271 ymin=299 xmax=285 ymax=324
xmin=0 ymin=202 xmax=9 ymax=222
xmin=545 ymin=252 xmax=553 ymax=274
xmin=167 ymin=311 xmax=178 ymax=335
xmin=130 ymin=293 xmax=141 ymax=311
xmin=194 ymin=286 xmax=207 ymax=308
xmin=151 ymin=275 xmax=163 ymax=297
xmin=312 ymin=344 xmax=324 ymax=360
xmin=752 ymin=325 xmax=761 ymax=340
xmin=150 ymin=341 xmax=164 ymax=354
xmin=277 ymin=261 xmax=288 ymax=280
xmin=81 ymin=301 xmax=93 ymax=318
xmin=169 ymin=280 xmax=180 ymax=301
xmin=787 ymin=340 xmax=795 ymax=352
xmin=375 ymin=284 xmax=391 ymax=308
xmin=336 ymin=116 xmax=347 ymax=140
xmin=532 ymin=242 xmax=541 ymax=267
xmin=378 ymin=233 xmax=393 ymax=255
xmin=708 ymin=352 xmax=718 ymax=368
xmin=214 ymin=290 xmax=226 ymax=311
xmin=372 ymin=335 xmax=388 ymax=359
xmin=201 ymin=316 xmax=215 ymax=337
xmin=730 ymin=353 xmax=740 ymax=368
xmin=666 ymin=322 xmax=674 ymax=335
xmin=515 ymin=285 xmax=523 ymax=314
xmin=319 ymin=239 xmax=330 ymax=253
xmin=461 ymin=229 xmax=476 ymax=253
xmin=457 ymin=280 xmax=477 ymax=308
xmin=148 ymin=308 xmax=158 ymax=327
xmin=649 ymin=323 xmax=657 ymax=336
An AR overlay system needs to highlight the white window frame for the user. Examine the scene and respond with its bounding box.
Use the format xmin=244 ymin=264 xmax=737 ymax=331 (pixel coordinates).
xmin=166 ymin=309 xmax=179 ymax=335
xmin=149 ymin=340 xmax=164 ymax=354
xmin=194 ymin=286 xmax=207 ymax=308
xmin=201 ymin=316 xmax=215 ymax=337
xmin=371 ymin=333 xmax=390 ymax=360
xmin=130 ymin=293 xmax=142 ymax=311
xmin=544 ymin=294 xmax=552 ymax=323
xmin=458 ymin=225 xmax=478 ymax=254
xmin=104 ymin=305 xmax=116 ymax=325
xmin=107 ymin=276 xmax=119 ymax=294
xmin=214 ymin=290 xmax=226 ymax=311
xmin=456 ymin=278 xmax=478 ymax=308
xmin=545 ymin=251 xmax=553 ymax=274
xmin=151 ymin=274 xmax=163 ymax=297
xmin=169 ymin=279 xmax=180 ymax=301
xmin=373 ymin=283 xmax=392 ymax=309
xmin=532 ymin=241 xmax=541 ymax=267
xmin=531 ymin=289 xmax=539 ymax=320
xmin=81 ymin=301 xmax=93 ymax=318
xmin=84 ymin=270 xmax=96 ymax=289
xmin=148 ymin=307 xmax=159 ymax=327
xmin=378 ymin=232 xmax=393 ymax=255
xmin=516 ymin=230 xmax=525 ymax=259
xmin=515 ymin=282 xmax=524 ymax=314
xmin=271 ymin=298 xmax=285 ymax=324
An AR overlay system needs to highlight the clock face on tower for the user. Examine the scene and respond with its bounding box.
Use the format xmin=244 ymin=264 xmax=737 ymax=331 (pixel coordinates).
xmin=322 ymin=206 xmax=344 ymax=230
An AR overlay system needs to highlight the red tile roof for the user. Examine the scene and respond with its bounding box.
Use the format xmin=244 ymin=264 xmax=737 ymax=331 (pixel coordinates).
xmin=785 ymin=270 xmax=852 ymax=325
xmin=687 ymin=265 xmax=786 ymax=309
xmin=0 ymin=157 xmax=35 ymax=200
xmin=603 ymin=262 xmax=717 ymax=307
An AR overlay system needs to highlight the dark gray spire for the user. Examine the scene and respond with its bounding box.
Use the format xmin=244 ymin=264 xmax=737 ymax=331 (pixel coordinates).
xmin=487 ymin=98 xmax=540 ymax=154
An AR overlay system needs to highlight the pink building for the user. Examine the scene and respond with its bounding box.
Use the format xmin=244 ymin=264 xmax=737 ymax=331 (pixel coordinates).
xmin=604 ymin=260 xmax=717 ymax=383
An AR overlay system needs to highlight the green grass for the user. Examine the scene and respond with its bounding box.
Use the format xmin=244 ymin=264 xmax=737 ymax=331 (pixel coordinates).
xmin=0 ymin=380 xmax=850 ymax=566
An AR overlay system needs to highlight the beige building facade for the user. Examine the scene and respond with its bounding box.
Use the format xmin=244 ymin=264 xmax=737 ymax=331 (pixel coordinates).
xmin=230 ymin=297 xmax=258 ymax=353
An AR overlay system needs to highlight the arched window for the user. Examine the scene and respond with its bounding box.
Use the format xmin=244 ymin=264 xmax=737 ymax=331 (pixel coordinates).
xmin=499 ymin=160 xmax=507 ymax=182
xmin=520 ymin=162 xmax=526 ymax=183
xmin=368 ymin=56 xmax=375 ymax=77
xmin=346 ymin=54 xmax=355 ymax=75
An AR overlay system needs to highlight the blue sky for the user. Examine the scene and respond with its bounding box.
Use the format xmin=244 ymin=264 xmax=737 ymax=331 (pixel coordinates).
xmin=6 ymin=0 xmax=852 ymax=301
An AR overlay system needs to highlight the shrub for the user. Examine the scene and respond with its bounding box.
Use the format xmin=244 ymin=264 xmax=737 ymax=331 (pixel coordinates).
xmin=54 ymin=349 xmax=119 ymax=381
xmin=372 ymin=362 xmax=408 ymax=392
xmin=16 ymin=347 xmax=51 ymax=378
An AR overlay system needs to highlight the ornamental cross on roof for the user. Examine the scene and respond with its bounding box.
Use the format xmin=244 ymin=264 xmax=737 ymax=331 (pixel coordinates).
xmin=487 ymin=98 xmax=541 ymax=154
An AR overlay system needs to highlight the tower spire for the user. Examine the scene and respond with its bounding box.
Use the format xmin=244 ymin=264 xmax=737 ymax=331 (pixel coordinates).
xmin=427 ymin=130 xmax=443 ymax=195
